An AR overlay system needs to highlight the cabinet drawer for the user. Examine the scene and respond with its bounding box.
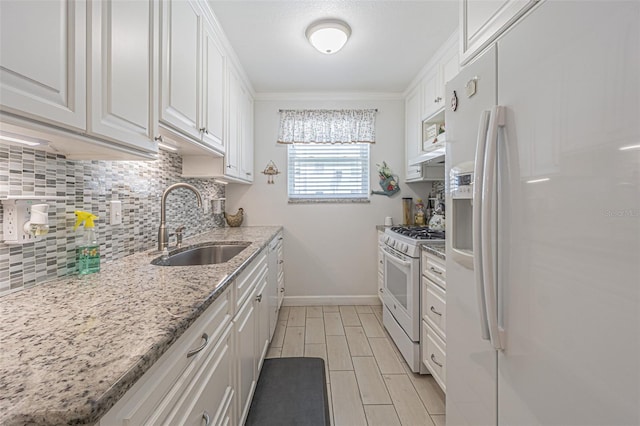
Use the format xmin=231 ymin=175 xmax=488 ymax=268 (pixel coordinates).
xmin=236 ymin=251 xmax=267 ymax=311
xmin=421 ymin=278 xmax=446 ymax=340
xmin=422 ymin=320 xmax=446 ymax=393
xmin=161 ymin=323 xmax=235 ymax=425
xmin=422 ymin=252 xmax=446 ymax=289
xmin=101 ymin=288 xmax=232 ymax=425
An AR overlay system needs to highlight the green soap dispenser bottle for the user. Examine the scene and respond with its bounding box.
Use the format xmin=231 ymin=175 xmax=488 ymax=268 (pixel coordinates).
xmin=74 ymin=211 xmax=100 ymax=275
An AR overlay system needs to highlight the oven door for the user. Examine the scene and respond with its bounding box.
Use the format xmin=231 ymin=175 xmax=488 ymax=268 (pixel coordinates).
xmin=382 ymin=246 xmax=420 ymax=341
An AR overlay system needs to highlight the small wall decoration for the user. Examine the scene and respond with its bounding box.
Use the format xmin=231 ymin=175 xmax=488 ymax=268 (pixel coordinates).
xmin=371 ymin=161 xmax=400 ymax=197
xmin=261 ymin=160 xmax=280 ymax=184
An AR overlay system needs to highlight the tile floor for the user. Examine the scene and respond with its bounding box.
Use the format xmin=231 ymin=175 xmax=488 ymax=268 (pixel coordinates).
xmin=265 ymin=305 xmax=446 ymax=426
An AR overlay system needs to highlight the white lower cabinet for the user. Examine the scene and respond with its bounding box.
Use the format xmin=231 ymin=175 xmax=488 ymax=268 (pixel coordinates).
xmin=161 ymin=323 xmax=235 ymax=426
xmin=100 ymin=287 xmax=233 ymax=425
xmin=101 ymin=242 xmax=281 ymax=426
xmin=377 ymin=231 xmax=385 ymax=302
xmin=420 ymin=250 xmax=446 ymax=393
xmin=235 ymin=284 xmax=258 ymax=426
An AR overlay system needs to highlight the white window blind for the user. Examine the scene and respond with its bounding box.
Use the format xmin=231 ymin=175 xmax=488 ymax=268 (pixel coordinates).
xmin=288 ymin=143 xmax=370 ymax=202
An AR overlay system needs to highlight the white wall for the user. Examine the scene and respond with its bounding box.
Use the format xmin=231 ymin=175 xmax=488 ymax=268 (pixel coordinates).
xmin=226 ymin=96 xmax=431 ymax=305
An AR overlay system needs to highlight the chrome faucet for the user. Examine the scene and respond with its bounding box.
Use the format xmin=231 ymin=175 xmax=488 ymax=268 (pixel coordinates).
xmin=158 ymin=183 xmax=203 ymax=251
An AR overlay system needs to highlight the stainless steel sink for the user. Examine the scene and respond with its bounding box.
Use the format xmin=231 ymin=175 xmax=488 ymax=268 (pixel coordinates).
xmin=151 ymin=242 xmax=251 ymax=266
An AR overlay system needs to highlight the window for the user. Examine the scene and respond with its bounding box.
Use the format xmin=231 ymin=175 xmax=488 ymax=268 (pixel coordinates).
xmin=287 ymin=143 xmax=370 ymax=202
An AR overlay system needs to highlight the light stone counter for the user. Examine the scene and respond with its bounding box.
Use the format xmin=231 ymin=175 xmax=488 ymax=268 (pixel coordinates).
xmin=0 ymin=226 xmax=282 ymax=425
xmin=421 ymin=241 xmax=446 ymax=260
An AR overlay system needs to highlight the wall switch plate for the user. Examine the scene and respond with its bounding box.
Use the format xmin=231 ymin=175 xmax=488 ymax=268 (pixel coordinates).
xmin=110 ymin=200 xmax=122 ymax=225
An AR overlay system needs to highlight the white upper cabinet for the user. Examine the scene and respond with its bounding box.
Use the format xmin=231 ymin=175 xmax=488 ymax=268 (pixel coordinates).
xmin=160 ymin=0 xmax=201 ymax=142
xmin=0 ymin=0 xmax=86 ymax=130
xmin=460 ymin=0 xmax=539 ymax=65
xmin=405 ymin=32 xmax=457 ymax=180
xmin=201 ymin=20 xmax=225 ymax=152
xmin=224 ymin=64 xmax=242 ymax=179
xmin=159 ymin=0 xmax=226 ymax=155
xmin=405 ymin=87 xmax=422 ymax=181
xmin=88 ymin=0 xmax=157 ymax=153
xmin=421 ymin=42 xmax=459 ymax=121
xmin=239 ymin=88 xmax=254 ymax=182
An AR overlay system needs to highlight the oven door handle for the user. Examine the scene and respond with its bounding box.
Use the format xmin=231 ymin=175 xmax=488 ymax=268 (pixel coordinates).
xmin=383 ymin=248 xmax=412 ymax=268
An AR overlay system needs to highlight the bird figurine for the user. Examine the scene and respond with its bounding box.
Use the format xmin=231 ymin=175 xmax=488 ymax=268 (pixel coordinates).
xmin=224 ymin=208 xmax=244 ymax=227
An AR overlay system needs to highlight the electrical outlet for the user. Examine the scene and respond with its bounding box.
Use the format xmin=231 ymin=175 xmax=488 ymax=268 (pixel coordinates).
xmin=3 ymin=203 xmax=17 ymax=240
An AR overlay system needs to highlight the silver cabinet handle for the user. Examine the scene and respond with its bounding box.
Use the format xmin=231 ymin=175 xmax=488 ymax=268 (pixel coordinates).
xmin=280 ymin=288 xmax=285 ymax=293
xmin=380 ymin=288 xmax=384 ymax=293
xmin=256 ymin=293 xmax=263 ymax=302
xmin=202 ymin=410 xmax=211 ymax=426
xmin=278 ymin=237 xmax=283 ymax=241
xmin=431 ymin=354 xmax=443 ymax=367
xmin=429 ymin=267 xmax=443 ymax=275
xmin=154 ymin=135 xmax=164 ymax=142
xmin=187 ymin=333 xmax=209 ymax=358
xmin=430 ymin=306 xmax=442 ymax=316
xmin=246 ymin=172 xmax=252 ymax=176
xmin=199 ymin=127 xmax=209 ymax=134
xmin=434 ymin=96 xmax=442 ymax=103
xmin=278 ymin=260 xmax=284 ymax=264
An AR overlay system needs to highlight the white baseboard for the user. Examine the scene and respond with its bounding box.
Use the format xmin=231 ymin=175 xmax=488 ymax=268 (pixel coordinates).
xmin=283 ymin=295 xmax=382 ymax=306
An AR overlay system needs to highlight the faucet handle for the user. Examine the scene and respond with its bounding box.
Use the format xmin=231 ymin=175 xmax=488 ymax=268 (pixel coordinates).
xmin=175 ymin=225 xmax=186 ymax=248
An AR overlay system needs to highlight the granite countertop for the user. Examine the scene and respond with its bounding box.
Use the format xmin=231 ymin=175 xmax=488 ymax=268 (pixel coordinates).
xmin=0 ymin=226 xmax=282 ymax=426
xmin=421 ymin=241 xmax=446 ymax=260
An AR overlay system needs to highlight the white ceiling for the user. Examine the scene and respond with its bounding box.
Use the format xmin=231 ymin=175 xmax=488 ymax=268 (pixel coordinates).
xmin=208 ymin=1 xmax=459 ymax=94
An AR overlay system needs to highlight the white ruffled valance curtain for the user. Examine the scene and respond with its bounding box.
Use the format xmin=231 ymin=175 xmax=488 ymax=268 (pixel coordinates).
xmin=277 ymin=109 xmax=377 ymax=144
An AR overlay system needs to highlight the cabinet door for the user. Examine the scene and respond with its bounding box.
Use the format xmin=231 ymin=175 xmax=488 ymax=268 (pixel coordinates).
xmin=420 ymin=68 xmax=441 ymax=120
xmin=162 ymin=324 xmax=235 ymax=426
xmin=0 ymin=0 xmax=86 ymax=130
xmin=88 ymin=0 xmax=156 ymax=153
xmin=277 ymin=241 xmax=285 ymax=309
xmin=461 ymin=0 xmax=538 ymax=64
xmin=255 ymin=274 xmax=270 ymax=372
xmin=235 ymin=292 xmax=257 ymax=426
xmin=405 ymin=87 xmax=422 ymax=180
xmin=201 ymin=19 xmax=225 ymax=153
xmin=224 ymin=66 xmax=242 ymax=178
xmin=160 ymin=0 xmax=201 ymax=140
xmin=239 ymin=91 xmax=254 ymax=182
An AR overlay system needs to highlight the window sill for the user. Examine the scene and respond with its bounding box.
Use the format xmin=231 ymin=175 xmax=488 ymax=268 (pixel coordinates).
xmin=288 ymin=198 xmax=371 ymax=204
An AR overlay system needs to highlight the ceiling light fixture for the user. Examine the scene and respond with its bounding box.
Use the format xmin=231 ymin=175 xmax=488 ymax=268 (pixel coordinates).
xmin=306 ymin=19 xmax=351 ymax=55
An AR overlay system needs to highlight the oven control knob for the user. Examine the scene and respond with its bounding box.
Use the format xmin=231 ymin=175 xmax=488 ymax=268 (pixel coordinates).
xmin=402 ymin=244 xmax=408 ymax=253
xmin=390 ymin=240 xmax=396 ymax=248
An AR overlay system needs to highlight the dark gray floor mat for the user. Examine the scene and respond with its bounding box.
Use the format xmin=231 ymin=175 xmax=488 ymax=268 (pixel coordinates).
xmin=245 ymin=357 xmax=330 ymax=426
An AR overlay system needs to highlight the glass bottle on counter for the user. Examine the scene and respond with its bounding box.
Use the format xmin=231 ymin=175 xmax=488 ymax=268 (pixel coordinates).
xmin=414 ymin=198 xmax=426 ymax=226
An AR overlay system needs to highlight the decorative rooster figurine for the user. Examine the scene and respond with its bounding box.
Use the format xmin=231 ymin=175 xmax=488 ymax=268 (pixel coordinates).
xmin=224 ymin=208 xmax=244 ymax=227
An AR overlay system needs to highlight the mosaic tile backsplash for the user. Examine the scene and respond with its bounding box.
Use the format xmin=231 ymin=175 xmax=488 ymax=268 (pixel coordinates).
xmin=0 ymin=144 xmax=226 ymax=293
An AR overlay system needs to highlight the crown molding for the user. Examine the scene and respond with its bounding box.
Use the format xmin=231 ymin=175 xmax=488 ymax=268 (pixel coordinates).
xmin=253 ymin=92 xmax=405 ymax=102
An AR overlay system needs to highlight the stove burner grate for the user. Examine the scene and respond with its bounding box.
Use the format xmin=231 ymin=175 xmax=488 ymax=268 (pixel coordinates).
xmin=390 ymin=226 xmax=445 ymax=240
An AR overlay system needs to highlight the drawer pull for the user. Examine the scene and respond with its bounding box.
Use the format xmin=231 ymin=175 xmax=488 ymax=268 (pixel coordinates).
xmin=278 ymin=237 xmax=283 ymax=241
xmin=429 ymin=267 xmax=443 ymax=275
xmin=430 ymin=306 xmax=442 ymax=316
xmin=187 ymin=333 xmax=209 ymax=358
xmin=280 ymin=288 xmax=285 ymax=293
xmin=278 ymin=260 xmax=284 ymax=264
xmin=431 ymin=354 xmax=443 ymax=367
xmin=202 ymin=410 xmax=211 ymax=426
xmin=256 ymin=293 xmax=263 ymax=302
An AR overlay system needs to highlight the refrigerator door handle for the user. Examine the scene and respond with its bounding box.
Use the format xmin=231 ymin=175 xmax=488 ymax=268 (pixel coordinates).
xmin=481 ymin=105 xmax=506 ymax=351
xmin=473 ymin=110 xmax=491 ymax=341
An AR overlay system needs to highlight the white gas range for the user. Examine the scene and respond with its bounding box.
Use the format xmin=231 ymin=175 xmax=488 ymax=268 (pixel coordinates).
xmin=381 ymin=226 xmax=444 ymax=373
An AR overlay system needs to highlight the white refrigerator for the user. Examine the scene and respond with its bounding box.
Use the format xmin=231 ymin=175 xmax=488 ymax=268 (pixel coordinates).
xmin=445 ymin=1 xmax=640 ymax=425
